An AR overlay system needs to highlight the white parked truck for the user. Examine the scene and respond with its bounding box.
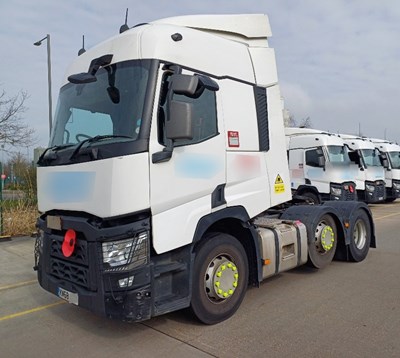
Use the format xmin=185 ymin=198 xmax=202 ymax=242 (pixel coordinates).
xmin=369 ymin=138 xmax=400 ymax=202
xmin=285 ymin=127 xmax=358 ymax=204
xmin=34 ymin=14 xmax=375 ymax=324
xmin=339 ymin=134 xmax=386 ymax=203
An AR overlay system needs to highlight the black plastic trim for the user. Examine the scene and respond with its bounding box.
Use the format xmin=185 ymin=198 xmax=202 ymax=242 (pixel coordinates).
xmin=296 ymin=185 xmax=320 ymax=197
xmin=294 ymin=225 xmax=302 ymax=265
xmin=139 ymin=59 xmax=160 ymax=140
xmin=211 ymin=184 xmax=226 ymax=208
xmin=253 ymin=86 xmax=269 ymax=152
xmin=272 ymin=229 xmax=280 ymax=274
xmin=160 ymin=61 xmax=257 ymax=87
xmin=192 ymin=206 xmax=251 ymax=244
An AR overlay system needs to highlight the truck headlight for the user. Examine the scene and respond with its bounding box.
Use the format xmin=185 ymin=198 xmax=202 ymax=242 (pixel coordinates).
xmin=331 ymin=187 xmax=342 ymax=196
xmin=102 ymin=232 xmax=148 ymax=272
xmin=365 ymin=184 xmax=375 ymax=192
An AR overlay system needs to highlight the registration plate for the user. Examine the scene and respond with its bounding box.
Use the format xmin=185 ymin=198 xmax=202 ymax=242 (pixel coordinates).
xmin=57 ymin=287 xmax=79 ymax=305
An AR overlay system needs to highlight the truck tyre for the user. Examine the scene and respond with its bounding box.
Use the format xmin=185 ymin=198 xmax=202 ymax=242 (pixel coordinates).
xmin=190 ymin=233 xmax=248 ymax=324
xmin=307 ymin=214 xmax=337 ymax=269
xmin=302 ymin=191 xmax=320 ymax=205
xmin=348 ymin=209 xmax=371 ymax=262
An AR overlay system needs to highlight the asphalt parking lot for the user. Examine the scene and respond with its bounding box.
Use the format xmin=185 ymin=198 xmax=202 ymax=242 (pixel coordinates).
xmin=1 ymin=202 xmax=399 ymax=358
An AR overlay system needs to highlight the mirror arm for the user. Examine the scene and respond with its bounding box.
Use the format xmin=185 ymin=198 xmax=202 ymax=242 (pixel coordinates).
xmin=152 ymin=139 xmax=174 ymax=164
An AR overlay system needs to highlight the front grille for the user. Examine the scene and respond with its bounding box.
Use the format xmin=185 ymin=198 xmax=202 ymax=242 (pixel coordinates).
xmin=343 ymin=182 xmax=356 ymax=201
xmin=48 ymin=233 xmax=93 ymax=290
xmin=375 ymin=183 xmax=385 ymax=199
xmin=344 ymin=189 xmax=356 ymax=201
xmin=330 ymin=182 xmax=356 ymax=201
xmin=50 ymin=258 xmax=90 ymax=288
xmin=50 ymin=236 xmax=88 ymax=265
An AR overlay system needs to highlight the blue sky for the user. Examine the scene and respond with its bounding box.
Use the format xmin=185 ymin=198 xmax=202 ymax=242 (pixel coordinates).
xmin=1 ymin=0 xmax=399 ymax=152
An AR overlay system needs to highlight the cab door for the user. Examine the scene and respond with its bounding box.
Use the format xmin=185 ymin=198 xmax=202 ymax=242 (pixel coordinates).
xmin=149 ymin=67 xmax=226 ymax=254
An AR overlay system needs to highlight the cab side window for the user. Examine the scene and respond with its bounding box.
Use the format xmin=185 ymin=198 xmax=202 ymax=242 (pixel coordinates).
xmin=158 ymin=73 xmax=218 ymax=146
xmin=306 ymin=149 xmax=321 ymax=167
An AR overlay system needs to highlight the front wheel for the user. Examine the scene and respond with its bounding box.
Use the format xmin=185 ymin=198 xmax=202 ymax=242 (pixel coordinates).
xmin=190 ymin=233 xmax=248 ymax=324
xmin=348 ymin=209 xmax=371 ymax=262
xmin=307 ymin=214 xmax=337 ymax=269
xmin=302 ymin=191 xmax=320 ymax=205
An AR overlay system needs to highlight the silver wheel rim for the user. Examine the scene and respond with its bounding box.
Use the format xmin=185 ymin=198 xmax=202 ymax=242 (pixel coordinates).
xmin=353 ymin=219 xmax=367 ymax=250
xmin=204 ymin=254 xmax=239 ymax=303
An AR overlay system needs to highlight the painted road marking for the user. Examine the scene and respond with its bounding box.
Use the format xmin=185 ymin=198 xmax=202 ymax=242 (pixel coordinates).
xmin=0 ymin=280 xmax=37 ymax=292
xmin=374 ymin=212 xmax=400 ymax=221
xmin=0 ymin=301 xmax=65 ymax=322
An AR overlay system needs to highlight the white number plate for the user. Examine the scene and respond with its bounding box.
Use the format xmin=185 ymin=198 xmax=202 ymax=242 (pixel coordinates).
xmin=57 ymin=287 xmax=79 ymax=305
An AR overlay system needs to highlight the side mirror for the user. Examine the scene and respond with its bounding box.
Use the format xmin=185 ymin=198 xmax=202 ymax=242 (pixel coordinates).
xmin=170 ymin=73 xmax=219 ymax=97
xmin=170 ymin=74 xmax=199 ymax=96
xmin=152 ymin=73 xmax=218 ymax=164
xmin=165 ymin=100 xmax=194 ymax=140
xmin=379 ymin=154 xmax=389 ymax=168
xmin=68 ymin=72 xmax=97 ymax=84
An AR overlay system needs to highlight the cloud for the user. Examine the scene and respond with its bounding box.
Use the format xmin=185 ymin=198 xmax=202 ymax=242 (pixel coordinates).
xmin=0 ymin=0 xmax=399 ymax=150
xmin=280 ymin=82 xmax=313 ymax=121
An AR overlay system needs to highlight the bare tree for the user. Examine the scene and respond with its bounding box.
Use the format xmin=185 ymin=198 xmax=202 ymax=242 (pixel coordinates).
xmin=288 ymin=114 xmax=297 ymax=127
xmin=0 ymin=89 xmax=36 ymax=148
xmin=288 ymin=115 xmax=313 ymax=128
xmin=299 ymin=116 xmax=313 ymax=128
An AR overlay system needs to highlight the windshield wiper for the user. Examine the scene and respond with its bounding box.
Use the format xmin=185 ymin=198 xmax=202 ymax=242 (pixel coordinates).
xmin=37 ymin=144 xmax=75 ymax=165
xmin=69 ymin=135 xmax=133 ymax=160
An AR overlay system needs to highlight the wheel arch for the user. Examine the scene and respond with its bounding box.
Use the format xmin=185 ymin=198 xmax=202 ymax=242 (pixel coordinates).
xmin=192 ymin=206 xmax=262 ymax=285
xmin=296 ymin=185 xmax=321 ymax=197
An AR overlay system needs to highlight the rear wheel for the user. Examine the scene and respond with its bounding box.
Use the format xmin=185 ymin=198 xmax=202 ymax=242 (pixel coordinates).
xmin=349 ymin=209 xmax=371 ymax=262
xmin=190 ymin=233 xmax=248 ymax=324
xmin=307 ymin=214 xmax=337 ymax=269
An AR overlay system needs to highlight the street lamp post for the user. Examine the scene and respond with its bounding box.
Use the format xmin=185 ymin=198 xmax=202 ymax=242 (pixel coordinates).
xmin=34 ymin=34 xmax=53 ymax=137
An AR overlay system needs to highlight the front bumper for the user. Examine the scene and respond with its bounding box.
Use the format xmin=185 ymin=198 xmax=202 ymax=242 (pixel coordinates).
xmin=387 ymin=180 xmax=400 ymax=199
xmin=364 ymin=181 xmax=386 ymax=203
xmin=329 ymin=182 xmax=357 ymax=201
xmin=35 ymin=212 xmax=153 ymax=321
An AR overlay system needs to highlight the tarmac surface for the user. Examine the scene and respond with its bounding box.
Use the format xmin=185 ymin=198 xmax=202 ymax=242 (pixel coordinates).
xmin=0 ymin=202 xmax=399 ymax=357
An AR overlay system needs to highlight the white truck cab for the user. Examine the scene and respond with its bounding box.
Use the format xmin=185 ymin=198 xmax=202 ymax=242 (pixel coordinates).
xmin=339 ymin=134 xmax=386 ymax=203
xmin=34 ymin=14 xmax=375 ymax=324
xmin=369 ymin=138 xmax=400 ymax=202
xmin=285 ymin=127 xmax=357 ymax=204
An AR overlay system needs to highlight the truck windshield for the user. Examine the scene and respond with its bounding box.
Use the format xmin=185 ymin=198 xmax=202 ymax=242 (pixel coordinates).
xmin=388 ymin=151 xmax=400 ymax=169
xmin=360 ymin=149 xmax=381 ymax=167
xmin=326 ymin=145 xmax=350 ymax=164
xmin=50 ymin=59 xmax=151 ymax=147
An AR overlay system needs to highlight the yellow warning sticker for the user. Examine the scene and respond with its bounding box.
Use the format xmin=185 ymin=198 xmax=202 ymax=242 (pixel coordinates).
xmin=275 ymin=175 xmax=283 ymax=184
xmin=274 ymin=174 xmax=285 ymax=193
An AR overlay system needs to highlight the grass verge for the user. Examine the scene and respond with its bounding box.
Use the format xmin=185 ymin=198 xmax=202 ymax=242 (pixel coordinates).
xmin=1 ymin=200 xmax=37 ymax=237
